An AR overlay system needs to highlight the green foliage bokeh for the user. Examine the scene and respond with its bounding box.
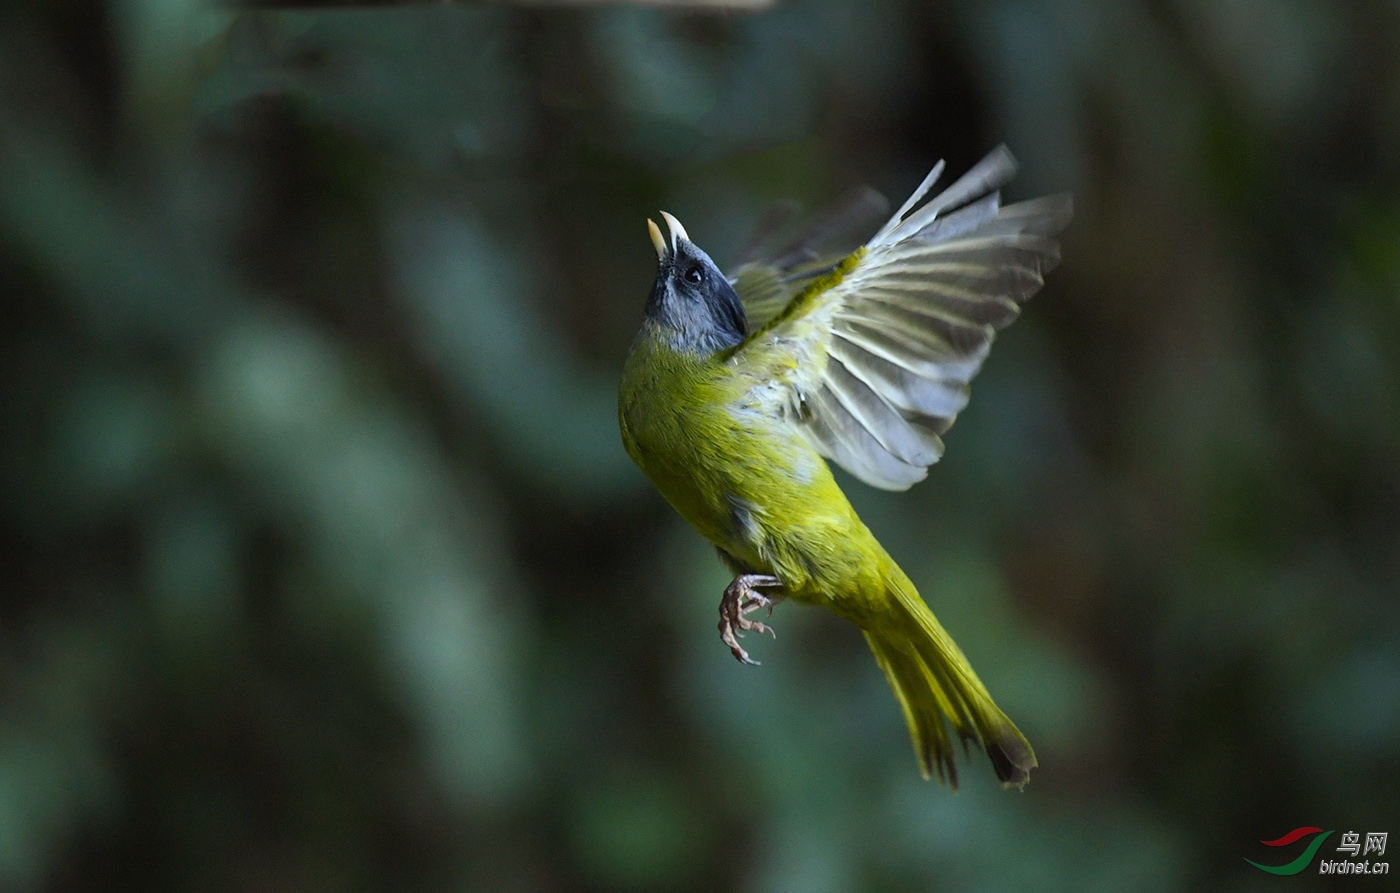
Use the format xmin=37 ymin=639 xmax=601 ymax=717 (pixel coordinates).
xmin=1 ymin=1 xmax=1398 ymax=890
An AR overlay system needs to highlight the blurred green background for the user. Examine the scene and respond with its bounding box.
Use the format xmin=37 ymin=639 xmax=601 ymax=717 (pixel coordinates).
xmin=1 ymin=0 xmax=1398 ymax=890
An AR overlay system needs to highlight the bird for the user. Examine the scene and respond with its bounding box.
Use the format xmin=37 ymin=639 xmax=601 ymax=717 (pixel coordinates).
xmin=617 ymin=146 xmax=1071 ymax=788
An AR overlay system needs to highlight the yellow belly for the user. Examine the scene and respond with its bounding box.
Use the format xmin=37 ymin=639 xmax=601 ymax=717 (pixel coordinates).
xmin=618 ymin=331 xmax=889 ymax=608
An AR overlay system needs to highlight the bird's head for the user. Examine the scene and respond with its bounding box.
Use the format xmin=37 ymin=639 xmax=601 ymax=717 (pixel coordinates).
xmin=642 ymin=212 xmax=747 ymax=355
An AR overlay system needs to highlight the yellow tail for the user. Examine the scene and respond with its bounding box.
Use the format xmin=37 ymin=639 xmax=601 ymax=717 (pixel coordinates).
xmin=863 ymin=573 xmax=1035 ymax=789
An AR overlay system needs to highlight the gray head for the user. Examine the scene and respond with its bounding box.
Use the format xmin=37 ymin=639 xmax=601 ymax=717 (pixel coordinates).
xmin=643 ymin=212 xmax=747 ymax=355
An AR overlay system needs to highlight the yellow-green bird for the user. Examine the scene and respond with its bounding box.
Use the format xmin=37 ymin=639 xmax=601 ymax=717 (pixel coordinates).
xmin=618 ymin=147 xmax=1071 ymax=788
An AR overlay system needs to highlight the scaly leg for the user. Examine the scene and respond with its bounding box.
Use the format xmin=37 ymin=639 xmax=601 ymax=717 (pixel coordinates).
xmin=718 ymin=574 xmax=785 ymax=665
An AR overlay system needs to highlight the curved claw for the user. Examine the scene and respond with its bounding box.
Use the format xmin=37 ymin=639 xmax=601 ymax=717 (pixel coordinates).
xmin=718 ymin=573 xmax=785 ymax=665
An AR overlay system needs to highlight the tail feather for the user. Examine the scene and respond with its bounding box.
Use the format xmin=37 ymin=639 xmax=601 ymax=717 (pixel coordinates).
xmin=864 ymin=574 xmax=1036 ymax=789
xmin=866 ymin=634 xmax=960 ymax=786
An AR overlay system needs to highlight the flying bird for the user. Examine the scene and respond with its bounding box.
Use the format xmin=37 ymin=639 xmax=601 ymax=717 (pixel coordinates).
xmin=618 ymin=147 xmax=1071 ymax=787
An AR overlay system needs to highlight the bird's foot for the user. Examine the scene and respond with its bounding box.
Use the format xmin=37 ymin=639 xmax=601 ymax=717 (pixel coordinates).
xmin=718 ymin=574 xmax=784 ymax=666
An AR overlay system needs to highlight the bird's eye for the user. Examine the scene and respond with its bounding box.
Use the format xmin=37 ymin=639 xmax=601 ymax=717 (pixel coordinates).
xmin=683 ymin=266 xmax=704 ymax=284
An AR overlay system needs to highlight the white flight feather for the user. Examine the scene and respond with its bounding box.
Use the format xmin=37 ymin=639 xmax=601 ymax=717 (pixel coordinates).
xmin=730 ymin=146 xmax=1071 ymax=491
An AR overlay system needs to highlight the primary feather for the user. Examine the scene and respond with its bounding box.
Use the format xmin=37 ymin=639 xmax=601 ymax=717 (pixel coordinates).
xmin=731 ymin=146 xmax=1072 ymax=490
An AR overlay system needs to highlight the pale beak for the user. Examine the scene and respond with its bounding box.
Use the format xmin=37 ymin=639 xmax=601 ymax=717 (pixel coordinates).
xmin=647 ymin=218 xmax=667 ymax=261
xmin=659 ymin=211 xmax=689 ymax=253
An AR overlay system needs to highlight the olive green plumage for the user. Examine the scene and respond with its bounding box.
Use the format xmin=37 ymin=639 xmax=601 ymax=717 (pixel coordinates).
xmin=619 ymin=149 xmax=1071 ymax=788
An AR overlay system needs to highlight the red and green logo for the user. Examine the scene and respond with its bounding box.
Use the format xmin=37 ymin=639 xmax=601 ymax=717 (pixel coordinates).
xmin=1246 ymin=827 xmax=1334 ymax=875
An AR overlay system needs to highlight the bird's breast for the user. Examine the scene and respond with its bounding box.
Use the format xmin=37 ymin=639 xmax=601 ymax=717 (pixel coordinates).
xmin=618 ymin=336 xmax=820 ymax=558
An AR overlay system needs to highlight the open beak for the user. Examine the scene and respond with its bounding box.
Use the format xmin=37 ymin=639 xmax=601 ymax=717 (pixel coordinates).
xmin=647 ymin=211 xmax=690 ymax=261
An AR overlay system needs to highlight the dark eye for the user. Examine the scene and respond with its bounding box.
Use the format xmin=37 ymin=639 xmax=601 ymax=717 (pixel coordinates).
xmin=683 ymin=266 xmax=704 ymax=284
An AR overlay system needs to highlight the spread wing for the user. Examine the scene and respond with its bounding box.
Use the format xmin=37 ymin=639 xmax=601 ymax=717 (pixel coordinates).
xmin=728 ymin=187 xmax=890 ymax=332
xmin=731 ymin=146 xmax=1072 ymax=491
